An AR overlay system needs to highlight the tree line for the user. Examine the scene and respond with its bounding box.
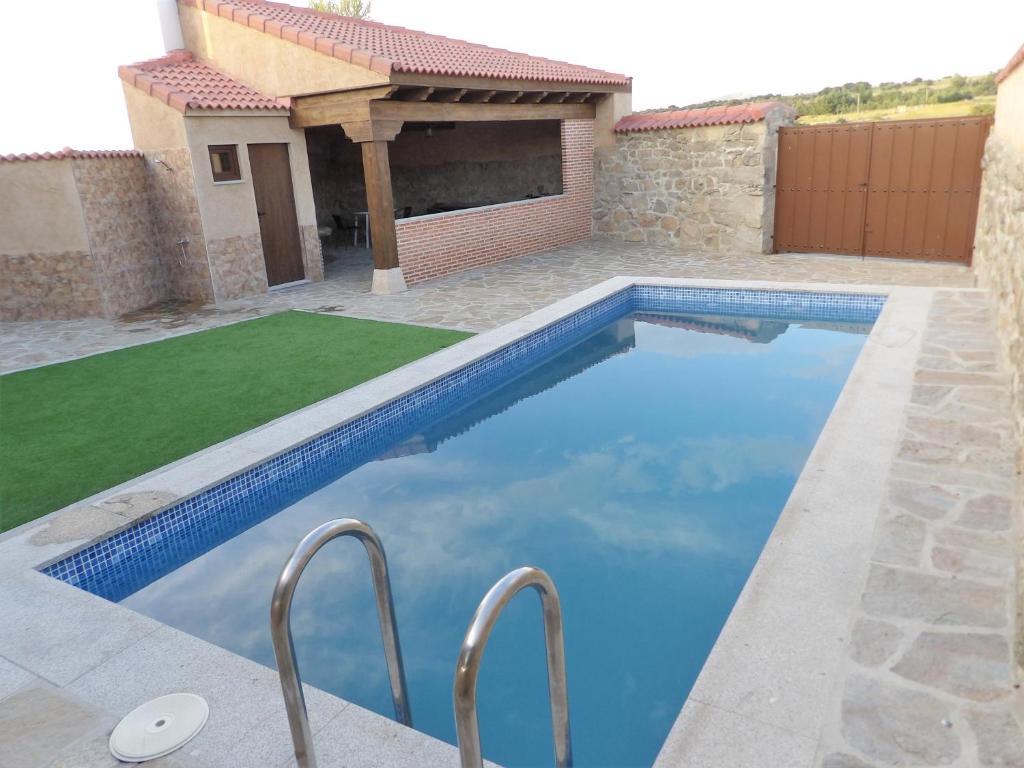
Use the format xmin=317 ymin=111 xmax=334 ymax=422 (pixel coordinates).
xmin=670 ymin=73 xmax=997 ymax=116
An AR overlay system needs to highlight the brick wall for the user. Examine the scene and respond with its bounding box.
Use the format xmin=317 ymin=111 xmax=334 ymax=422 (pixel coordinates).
xmin=394 ymin=120 xmax=594 ymax=284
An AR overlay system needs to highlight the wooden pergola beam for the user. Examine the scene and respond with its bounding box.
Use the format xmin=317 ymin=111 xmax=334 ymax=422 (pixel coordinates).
xmin=462 ymin=90 xmax=497 ymax=103
xmin=433 ymin=88 xmax=469 ymax=102
xmin=395 ymin=86 xmax=434 ymax=101
xmin=541 ymin=92 xmax=570 ymax=104
xmin=518 ymin=91 xmax=548 ymax=104
xmin=489 ymin=91 xmax=524 ymax=103
xmin=370 ymin=99 xmax=595 ymax=123
xmin=564 ymin=92 xmax=592 ymax=103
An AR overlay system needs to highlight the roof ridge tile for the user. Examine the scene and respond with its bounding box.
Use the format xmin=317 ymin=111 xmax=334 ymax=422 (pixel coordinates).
xmin=614 ymin=101 xmax=795 ymax=133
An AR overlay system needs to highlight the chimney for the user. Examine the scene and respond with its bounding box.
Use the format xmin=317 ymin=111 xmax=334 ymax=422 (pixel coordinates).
xmin=156 ymin=0 xmax=185 ymax=52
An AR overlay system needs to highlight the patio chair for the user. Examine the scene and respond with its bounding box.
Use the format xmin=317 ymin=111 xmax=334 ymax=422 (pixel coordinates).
xmin=331 ymin=213 xmax=358 ymax=246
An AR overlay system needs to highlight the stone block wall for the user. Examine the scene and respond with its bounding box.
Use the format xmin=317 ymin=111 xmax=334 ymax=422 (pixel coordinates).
xmin=593 ymin=113 xmax=792 ymax=253
xmin=0 ymin=251 xmax=104 ymax=321
xmin=300 ymin=224 xmax=324 ymax=283
xmin=972 ymin=60 xmax=1024 ymax=468
xmin=206 ymin=233 xmax=268 ymax=301
xmin=73 ymin=156 xmax=169 ymax=316
xmin=144 ymin=147 xmax=215 ymax=305
xmin=394 ymin=120 xmax=593 ymax=284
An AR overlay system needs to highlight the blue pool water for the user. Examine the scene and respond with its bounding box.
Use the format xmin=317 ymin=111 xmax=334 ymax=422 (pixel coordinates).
xmin=47 ymin=289 xmax=879 ymax=767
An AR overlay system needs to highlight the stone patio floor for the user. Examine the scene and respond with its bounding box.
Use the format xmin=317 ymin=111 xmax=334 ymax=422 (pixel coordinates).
xmin=816 ymin=289 xmax=1024 ymax=767
xmin=1 ymin=241 xmax=1021 ymax=767
xmin=0 ymin=240 xmax=973 ymax=373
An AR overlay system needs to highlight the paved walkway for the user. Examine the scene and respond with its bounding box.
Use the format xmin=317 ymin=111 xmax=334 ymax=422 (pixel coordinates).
xmin=0 ymin=240 xmax=972 ymax=373
xmin=818 ymin=289 xmax=1024 ymax=767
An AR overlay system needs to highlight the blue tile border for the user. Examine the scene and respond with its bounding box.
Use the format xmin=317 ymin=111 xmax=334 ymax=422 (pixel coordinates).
xmin=42 ymin=286 xmax=884 ymax=600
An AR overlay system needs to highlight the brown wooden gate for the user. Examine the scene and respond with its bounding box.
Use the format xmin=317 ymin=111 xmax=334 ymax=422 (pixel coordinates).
xmin=773 ymin=116 xmax=991 ymax=263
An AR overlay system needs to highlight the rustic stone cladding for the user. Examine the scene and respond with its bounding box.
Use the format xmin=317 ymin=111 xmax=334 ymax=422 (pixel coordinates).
xmin=0 ymin=251 xmax=103 ymax=321
xmin=299 ymin=224 xmax=324 ymax=283
xmin=973 ymin=135 xmax=1024 ymax=469
xmin=394 ymin=119 xmax=593 ymax=284
xmin=818 ymin=290 xmax=1024 ymax=768
xmin=144 ymin=148 xmax=215 ymax=304
xmin=207 ymin=233 xmax=268 ymax=300
xmin=73 ymin=156 xmax=169 ymax=316
xmin=593 ymin=111 xmax=792 ymax=253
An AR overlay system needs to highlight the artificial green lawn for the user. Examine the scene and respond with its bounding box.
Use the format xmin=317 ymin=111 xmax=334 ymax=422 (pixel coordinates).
xmin=0 ymin=311 xmax=471 ymax=532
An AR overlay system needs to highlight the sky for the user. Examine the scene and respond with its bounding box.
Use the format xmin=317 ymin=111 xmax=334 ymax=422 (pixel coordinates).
xmin=0 ymin=0 xmax=1020 ymax=154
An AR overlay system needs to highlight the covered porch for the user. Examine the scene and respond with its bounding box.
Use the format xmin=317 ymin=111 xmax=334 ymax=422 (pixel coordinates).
xmin=292 ymin=82 xmax=613 ymax=293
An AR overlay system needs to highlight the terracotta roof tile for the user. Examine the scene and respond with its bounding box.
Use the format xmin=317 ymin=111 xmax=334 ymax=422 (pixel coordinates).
xmin=178 ymin=0 xmax=630 ymax=87
xmin=118 ymin=50 xmax=289 ymax=113
xmin=0 ymin=148 xmax=143 ymax=163
xmin=615 ymin=101 xmax=795 ymax=133
xmin=995 ymin=43 xmax=1024 ymax=84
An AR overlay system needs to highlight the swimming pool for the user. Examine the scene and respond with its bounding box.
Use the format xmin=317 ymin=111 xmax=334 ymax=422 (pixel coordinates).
xmin=44 ymin=286 xmax=883 ymax=767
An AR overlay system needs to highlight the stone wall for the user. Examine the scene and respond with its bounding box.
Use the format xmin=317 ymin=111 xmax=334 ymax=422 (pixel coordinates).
xmin=394 ymin=120 xmax=592 ymax=284
xmin=593 ymin=112 xmax=792 ymax=253
xmin=144 ymin=148 xmax=214 ymax=304
xmin=973 ymin=58 xmax=1024 ymax=468
xmin=299 ymin=224 xmax=324 ymax=283
xmin=206 ymin=233 xmax=268 ymax=301
xmin=0 ymin=251 xmax=103 ymax=321
xmin=73 ymin=156 xmax=169 ymax=316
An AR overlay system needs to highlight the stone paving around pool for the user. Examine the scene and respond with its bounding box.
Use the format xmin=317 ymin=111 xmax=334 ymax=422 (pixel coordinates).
xmin=818 ymin=290 xmax=1023 ymax=768
xmin=0 ymin=241 xmax=972 ymax=373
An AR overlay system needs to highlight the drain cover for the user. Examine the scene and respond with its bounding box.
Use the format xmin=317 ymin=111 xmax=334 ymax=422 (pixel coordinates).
xmin=109 ymin=693 xmax=209 ymax=762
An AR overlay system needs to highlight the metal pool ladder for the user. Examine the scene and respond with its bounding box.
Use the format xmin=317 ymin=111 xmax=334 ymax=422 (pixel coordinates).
xmin=270 ymin=518 xmax=412 ymax=768
xmin=453 ymin=566 xmax=572 ymax=768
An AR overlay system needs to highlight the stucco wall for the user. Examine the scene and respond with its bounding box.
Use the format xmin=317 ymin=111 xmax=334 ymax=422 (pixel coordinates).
xmin=123 ymin=84 xmax=189 ymax=150
xmin=973 ymin=60 xmax=1024 ymax=462
xmin=178 ymin=2 xmax=387 ymax=98
xmin=395 ymin=120 xmax=593 ymax=283
xmin=593 ymin=112 xmax=791 ymax=253
xmin=183 ymin=113 xmax=319 ymax=298
xmin=0 ymin=160 xmax=89 ymax=256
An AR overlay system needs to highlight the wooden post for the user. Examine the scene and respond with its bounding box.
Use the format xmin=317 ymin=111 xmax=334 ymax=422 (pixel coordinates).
xmin=338 ymin=116 xmax=406 ymax=294
xmin=361 ymin=139 xmax=399 ymax=271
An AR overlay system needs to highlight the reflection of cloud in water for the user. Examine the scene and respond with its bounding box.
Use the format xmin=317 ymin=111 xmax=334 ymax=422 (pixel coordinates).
xmin=671 ymin=436 xmax=808 ymax=493
xmin=784 ymin=336 xmax=867 ymax=382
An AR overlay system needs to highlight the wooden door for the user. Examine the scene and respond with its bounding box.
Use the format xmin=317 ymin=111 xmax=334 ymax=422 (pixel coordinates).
xmin=248 ymin=143 xmax=305 ymax=286
xmin=773 ymin=117 xmax=991 ymax=263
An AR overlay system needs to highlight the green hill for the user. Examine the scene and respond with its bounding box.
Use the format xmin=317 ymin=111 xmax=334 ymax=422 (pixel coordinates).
xmin=661 ymin=73 xmax=997 ymax=124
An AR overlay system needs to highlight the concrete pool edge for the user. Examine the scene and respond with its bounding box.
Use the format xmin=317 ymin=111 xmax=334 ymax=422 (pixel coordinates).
xmin=653 ymin=284 xmax=934 ymax=766
xmin=0 ymin=277 xmax=941 ymax=768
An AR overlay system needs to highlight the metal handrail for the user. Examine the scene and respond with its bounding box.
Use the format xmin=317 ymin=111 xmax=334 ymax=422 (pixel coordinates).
xmin=270 ymin=518 xmax=412 ymax=768
xmin=453 ymin=566 xmax=572 ymax=768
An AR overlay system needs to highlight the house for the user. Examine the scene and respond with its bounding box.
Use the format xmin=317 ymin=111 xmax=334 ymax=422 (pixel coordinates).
xmin=120 ymin=0 xmax=633 ymax=298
